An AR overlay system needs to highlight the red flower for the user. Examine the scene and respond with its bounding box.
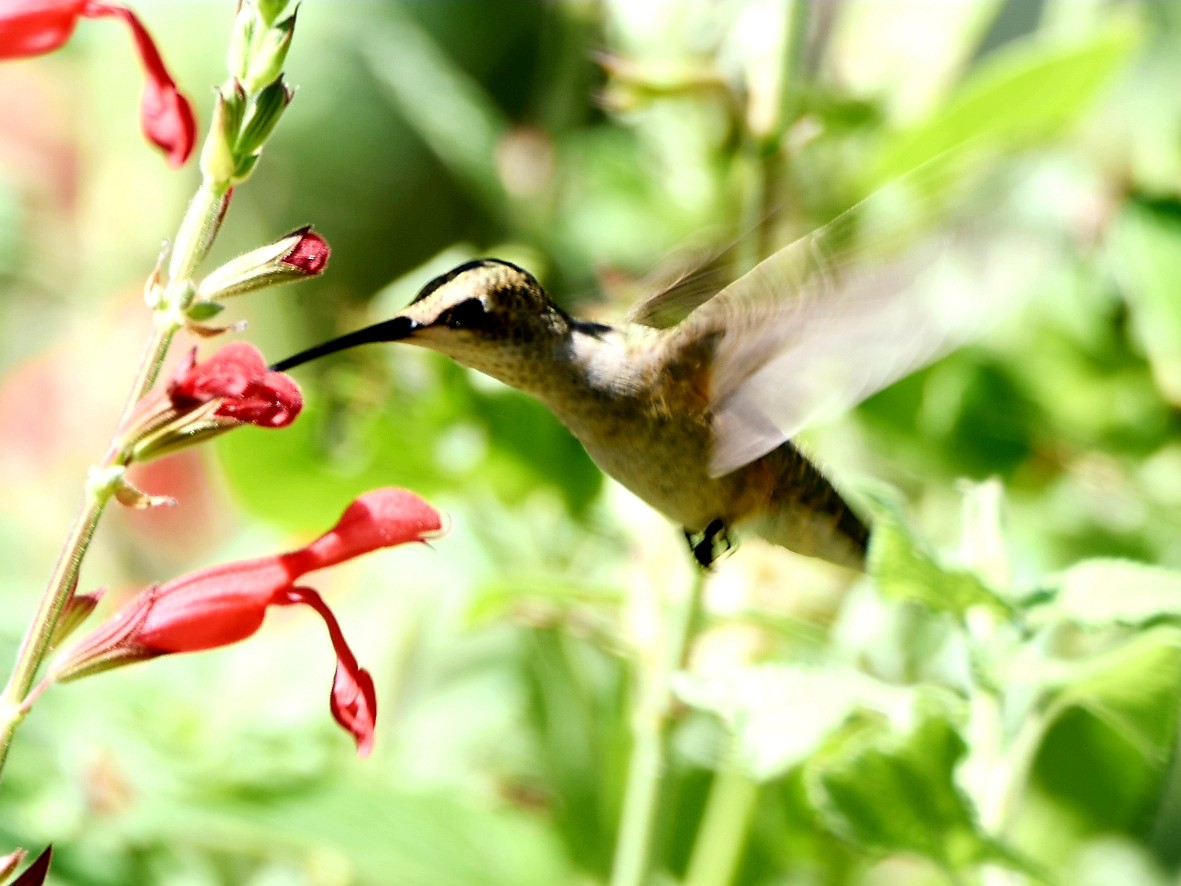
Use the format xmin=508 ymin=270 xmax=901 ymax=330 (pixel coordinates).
xmin=168 ymin=342 xmax=302 ymax=429
xmin=53 ymin=488 xmax=444 ymax=756
xmin=0 ymin=1 xmax=196 ymax=166
xmin=281 ymin=228 xmax=329 ymax=275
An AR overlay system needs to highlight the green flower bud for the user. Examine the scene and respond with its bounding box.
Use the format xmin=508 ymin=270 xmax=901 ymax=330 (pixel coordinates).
xmin=199 ymin=92 xmax=238 ymax=187
xmin=256 ymin=0 xmax=290 ymax=26
xmin=244 ymin=11 xmax=296 ymax=93
xmin=237 ymin=76 xmax=293 ymax=157
xmin=226 ymin=1 xmax=258 ymax=82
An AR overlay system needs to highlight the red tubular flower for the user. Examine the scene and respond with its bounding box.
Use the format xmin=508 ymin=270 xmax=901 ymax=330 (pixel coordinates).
xmin=0 ymin=0 xmax=196 ymax=166
xmin=168 ymin=342 xmax=302 ymax=429
xmin=124 ymin=343 xmax=301 ymax=465
xmin=53 ymin=489 xmax=443 ymax=756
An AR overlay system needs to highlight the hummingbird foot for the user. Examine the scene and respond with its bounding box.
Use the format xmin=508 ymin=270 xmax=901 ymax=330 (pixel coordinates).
xmin=684 ymin=518 xmax=732 ymax=569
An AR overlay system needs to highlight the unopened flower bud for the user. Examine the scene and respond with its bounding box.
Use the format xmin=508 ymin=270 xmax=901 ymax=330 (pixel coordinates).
xmin=256 ymin=0 xmax=291 ymax=26
xmin=197 ymin=226 xmax=329 ymax=301
xmin=226 ymin=1 xmax=257 ymax=82
xmin=236 ymin=76 xmax=293 ymax=157
xmin=199 ymin=92 xmax=238 ymax=187
xmin=243 ymin=11 xmax=296 ymax=93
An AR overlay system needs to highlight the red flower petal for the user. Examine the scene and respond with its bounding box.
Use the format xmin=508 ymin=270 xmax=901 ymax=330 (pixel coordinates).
xmin=0 ymin=0 xmax=84 ymax=58
xmin=139 ymin=65 xmax=196 ymax=168
xmin=282 ymin=228 xmax=330 ymax=275
xmin=283 ymin=587 xmax=377 ymax=756
xmin=214 ymin=368 xmax=302 ymax=428
xmin=283 ymin=488 xmax=443 ymax=575
xmin=136 ymin=558 xmax=291 ymax=652
xmin=169 ymin=343 xmax=264 ymax=408
xmin=167 ymin=343 xmax=302 ymax=428
xmin=81 ymin=2 xmax=196 ymax=166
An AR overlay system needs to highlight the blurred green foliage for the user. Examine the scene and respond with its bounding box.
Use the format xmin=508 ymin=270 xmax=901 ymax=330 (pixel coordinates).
xmin=2 ymin=1 xmax=1181 ymax=884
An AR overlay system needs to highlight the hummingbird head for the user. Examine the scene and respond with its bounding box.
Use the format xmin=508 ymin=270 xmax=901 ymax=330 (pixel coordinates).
xmin=270 ymin=259 xmax=576 ymax=394
xmin=394 ymin=259 xmax=576 ymax=387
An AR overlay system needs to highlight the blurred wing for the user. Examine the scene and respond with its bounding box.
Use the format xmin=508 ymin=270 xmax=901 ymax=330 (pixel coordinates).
xmin=676 ymin=157 xmax=1052 ymax=478
xmin=627 ymin=216 xmax=780 ymax=329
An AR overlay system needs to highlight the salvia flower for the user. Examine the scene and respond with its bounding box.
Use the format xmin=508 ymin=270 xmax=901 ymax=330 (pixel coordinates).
xmin=52 ymin=488 xmax=443 ymax=756
xmin=196 ymin=226 xmax=329 ymax=302
xmin=0 ymin=1 xmax=196 ymax=166
xmin=127 ymin=342 xmax=302 ymax=462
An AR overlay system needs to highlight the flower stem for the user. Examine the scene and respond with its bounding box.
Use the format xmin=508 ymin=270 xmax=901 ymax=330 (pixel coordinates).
xmin=0 ymin=493 xmax=104 ymax=771
xmin=683 ymin=757 xmax=760 ymax=886
xmin=610 ymin=564 xmax=707 ymax=886
xmin=0 ymin=176 xmax=230 ymax=783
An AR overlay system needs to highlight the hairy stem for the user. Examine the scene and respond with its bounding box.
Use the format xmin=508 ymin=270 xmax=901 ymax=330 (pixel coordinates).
xmin=0 ymin=178 xmax=229 ymax=781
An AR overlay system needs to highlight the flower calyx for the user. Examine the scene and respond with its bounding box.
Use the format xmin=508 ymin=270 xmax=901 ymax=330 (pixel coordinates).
xmin=196 ymin=226 xmax=329 ymax=302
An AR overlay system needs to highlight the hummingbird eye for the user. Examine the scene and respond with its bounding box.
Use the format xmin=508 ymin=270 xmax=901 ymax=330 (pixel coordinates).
xmin=439 ymin=297 xmax=489 ymax=330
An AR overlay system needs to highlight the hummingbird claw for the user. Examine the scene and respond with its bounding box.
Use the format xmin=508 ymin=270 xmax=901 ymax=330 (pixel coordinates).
xmin=684 ymin=518 xmax=732 ymax=569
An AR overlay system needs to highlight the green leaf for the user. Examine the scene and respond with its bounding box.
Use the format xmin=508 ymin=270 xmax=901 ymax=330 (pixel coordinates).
xmin=865 ymin=490 xmax=1010 ymax=617
xmin=1049 ymin=627 xmax=1181 ymax=766
xmin=869 ymin=26 xmax=1138 ymax=185
xmin=1038 ymin=558 xmax=1181 ymax=629
xmin=807 ymin=711 xmax=1020 ymax=872
xmin=1030 ymin=628 xmax=1181 ymax=836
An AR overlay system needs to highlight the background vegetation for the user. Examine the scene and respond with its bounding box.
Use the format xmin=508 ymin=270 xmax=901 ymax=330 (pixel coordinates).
xmin=1 ymin=0 xmax=1181 ymax=883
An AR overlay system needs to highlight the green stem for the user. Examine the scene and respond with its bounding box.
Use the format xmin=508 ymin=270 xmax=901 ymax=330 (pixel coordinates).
xmin=167 ymin=181 xmax=229 ymax=289
xmin=0 ymin=176 xmax=229 ymax=782
xmin=683 ymin=761 xmax=760 ymax=886
xmin=610 ymin=566 xmax=707 ymax=886
xmin=0 ymin=492 xmax=105 ymax=771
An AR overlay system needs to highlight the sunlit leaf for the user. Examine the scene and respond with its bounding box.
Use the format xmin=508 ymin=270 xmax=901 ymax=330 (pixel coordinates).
xmin=1037 ymin=559 xmax=1181 ymax=629
xmin=806 ymin=711 xmax=1027 ymax=873
xmin=1047 ymin=627 xmax=1181 ymax=766
xmin=865 ymin=490 xmax=1010 ymax=617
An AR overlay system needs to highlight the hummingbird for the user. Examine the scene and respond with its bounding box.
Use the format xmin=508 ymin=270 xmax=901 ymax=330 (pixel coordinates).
xmin=271 ymin=169 xmax=1032 ymax=569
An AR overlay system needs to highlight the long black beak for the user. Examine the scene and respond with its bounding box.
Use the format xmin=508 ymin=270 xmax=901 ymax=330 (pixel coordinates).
xmin=269 ymin=315 xmax=418 ymax=372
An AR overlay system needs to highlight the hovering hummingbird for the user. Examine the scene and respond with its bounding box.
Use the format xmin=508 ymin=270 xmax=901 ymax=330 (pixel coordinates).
xmin=272 ymin=167 xmax=1033 ymax=569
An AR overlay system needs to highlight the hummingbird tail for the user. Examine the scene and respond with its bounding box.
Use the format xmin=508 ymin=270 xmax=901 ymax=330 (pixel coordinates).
xmin=757 ymin=444 xmax=870 ymax=571
xmin=269 ymin=316 xmax=417 ymax=372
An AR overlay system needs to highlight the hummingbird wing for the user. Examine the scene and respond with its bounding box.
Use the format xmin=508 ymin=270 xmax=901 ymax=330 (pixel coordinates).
xmin=674 ymin=159 xmax=1052 ymax=479
xmin=627 ymin=220 xmax=774 ymax=329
